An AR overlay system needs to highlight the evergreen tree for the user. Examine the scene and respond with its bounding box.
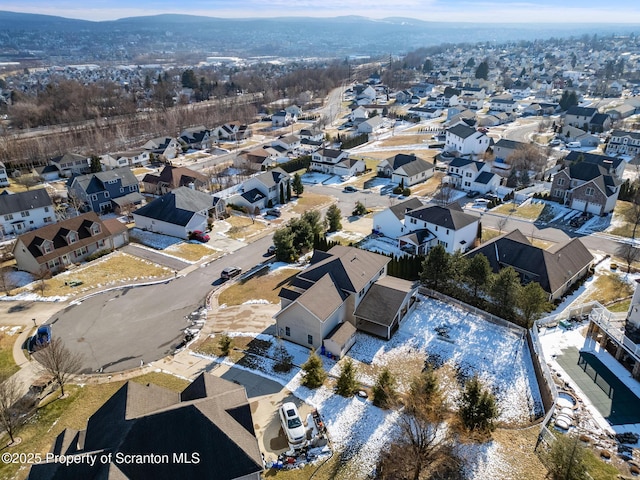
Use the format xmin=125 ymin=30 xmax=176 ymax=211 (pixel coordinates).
xmin=352 ymin=201 xmax=367 ymax=216
xmin=420 ymin=244 xmax=450 ymax=291
xmin=181 ymin=69 xmax=198 ymax=89
xmin=273 ymin=227 xmax=296 ymax=262
xmin=422 ymin=59 xmax=434 ymax=73
xmin=408 ymin=367 xmax=442 ymax=421
xmin=518 ymin=282 xmax=552 ymax=328
xmin=336 ymin=358 xmax=359 ymax=397
xmin=302 ymin=209 xmax=323 ymax=236
xmin=372 ymin=368 xmax=397 ymax=409
xmin=89 ymin=155 xmax=102 ymax=173
xmin=520 ymin=170 xmax=530 ymax=186
xmin=465 ymin=254 xmax=491 ymax=300
xmin=490 ymin=267 xmax=521 ymax=320
xmin=458 ymin=375 xmax=499 ymax=434
xmin=301 ymin=350 xmax=327 ymax=389
xmin=218 ymin=334 xmax=233 ymax=356
xmin=292 ymin=172 xmax=304 ymax=196
xmin=325 ymin=204 xmax=342 ymax=232
xmin=279 ymin=183 xmax=285 ymax=205
xmin=506 ymin=169 xmax=519 ymax=188
xmin=475 ymin=60 xmax=489 ymax=80
xmin=289 ymin=217 xmax=314 ymax=254
xmin=286 ymin=180 xmax=292 ymax=201
xmin=273 ymin=339 xmax=294 ymax=373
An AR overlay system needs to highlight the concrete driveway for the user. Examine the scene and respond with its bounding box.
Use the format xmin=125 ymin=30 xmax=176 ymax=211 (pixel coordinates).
xmin=120 ymin=244 xmax=190 ymax=271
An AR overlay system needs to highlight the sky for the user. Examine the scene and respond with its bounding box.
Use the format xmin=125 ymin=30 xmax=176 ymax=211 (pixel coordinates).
xmin=2 ymin=0 xmax=640 ymax=23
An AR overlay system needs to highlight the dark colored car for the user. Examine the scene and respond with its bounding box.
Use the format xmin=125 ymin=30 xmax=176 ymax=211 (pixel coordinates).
xmin=190 ymin=230 xmax=210 ymax=242
xmin=343 ymin=186 xmax=358 ymax=193
xmin=31 ymin=324 xmax=51 ymax=351
xmin=221 ymin=266 xmax=242 ymax=279
xmin=267 ymin=245 xmax=277 ymax=255
xmin=266 ymin=209 xmax=281 ymax=217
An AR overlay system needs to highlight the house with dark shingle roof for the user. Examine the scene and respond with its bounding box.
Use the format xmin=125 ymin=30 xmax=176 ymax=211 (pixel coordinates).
xmin=48 ymin=152 xmax=91 ymax=176
xmin=68 ymin=168 xmax=143 ymax=214
xmin=0 ymin=188 xmax=55 ymax=236
xmin=142 ymin=136 xmax=180 ymax=160
xmin=401 ymin=204 xmax=478 ymax=254
xmin=466 ymin=229 xmax=593 ymax=301
xmin=563 ymin=151 xmax=625 ymax=179
xmin=132 ymin=187 xmax=217 ymax=239
xmin=142 ymin=165 xmax=209 ymax=196
xmin=606 ymin=129 xmax=640 ymax=157
xmin=179 ymin=125 xmax=212 ymax=150
xmin=372 ymin=197 xmax=425 ymax=238
xmin=12 ymin=212 xmax=120 ymax=274
xmin=376 ymin=153 xmax=434 ymax=186
xmin=28 ymin=373 xmax=263 ymax=480
xmin=446 ymin=158 xmax=500 ymax=193
xmin=275 ymin=245 xmax=417 ymax=345
xmin=565 ymin=106 xmax=600 ymax=131
xmin=550 ymin=162 xmax=621 ymax=215
xmin=444 ymin=123 xmax=490 ymax=156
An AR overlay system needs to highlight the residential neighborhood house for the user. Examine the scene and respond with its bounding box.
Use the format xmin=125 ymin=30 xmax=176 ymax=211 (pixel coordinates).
xmin=68 ymin=168 xmax=144 ymax=214
xmin=0 ymin=188 xmax=55 ymax=237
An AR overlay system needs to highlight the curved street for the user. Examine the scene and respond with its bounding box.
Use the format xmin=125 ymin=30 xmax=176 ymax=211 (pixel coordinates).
xmin=46 ymin=234 xmax=274 ymax=373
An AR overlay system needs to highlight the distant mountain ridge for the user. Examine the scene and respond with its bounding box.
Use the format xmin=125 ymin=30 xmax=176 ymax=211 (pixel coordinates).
xmin=1 ymin=10 xmax=639 ymax=61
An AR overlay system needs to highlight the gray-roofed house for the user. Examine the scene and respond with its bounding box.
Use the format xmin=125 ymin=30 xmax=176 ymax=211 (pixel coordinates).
xmin=275 ymin=245 xmax=418 ymax=346
xmin=48 ymin=152 xmax=91 ymax=177
xmin=562 ymin=151 xmax=625 ymax=179
xmin=132 ymin=187 xmax=217 ymax=239
xmin=564 ymin=106 xmax=598 ymax=130
xmin=400 ymin=204 xmax=478 ymax=254
xmin=68 ymin=168 xmax=143 ymax=214
xmin=0 ymin=188 xmax=55 ymax=236
xmin=372 ymin=197 xmax=426 ymax=238
xmin=142 ymin=165 xmax=209 ymax=196
xmin=550 ymin=162 xmax=621 ymax=215
xmin=444 ymin=123 xmax=490 ymax=156
xmin=606 ymin=129 xmax=640 ymax=157
xmin=446 ymin=158 xmax=500 ymax=193
xmin=142 ymin=136 xmax=180 ymax=160
xmin=241 ymin=168 xmax=291 ymax=207
xmin=466 ymin=229 xmax=593 ymax=301
xmin=28 ymin=373 xmax=263 ymax=480
xmin=376 ymin=153 xmax=434 ymax=186
xmin=357 ymin=115 xmax=385 ymax=134
xmin=12 ymin=212 xmax=120 ymax=274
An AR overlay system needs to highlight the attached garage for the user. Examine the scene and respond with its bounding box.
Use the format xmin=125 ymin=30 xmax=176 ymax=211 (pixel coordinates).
xmin=571 ymin=199 xmax=586 ymax=213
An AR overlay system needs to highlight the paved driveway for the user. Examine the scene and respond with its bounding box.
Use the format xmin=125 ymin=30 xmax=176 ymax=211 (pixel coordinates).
xmin=46 ymin=234 xmax=274 ymax=373
xmin=120 ymin=244 xmax=190 ymax=271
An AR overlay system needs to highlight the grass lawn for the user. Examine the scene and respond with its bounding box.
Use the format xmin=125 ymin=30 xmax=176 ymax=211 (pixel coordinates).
xmin=194 ymin=335 xmax=272 ymax=364
xmin=225 ymin=215 xmax=268 ymax=240
xmin=410 ymin=172 xmax=444 ymax=197
xmin=131 ymin=167 xmax=155 ymax=176
xmin=378 ymin=134 xmax=431 ymax=147
xmin=165 ymin=242 xmax=221 ymax=262
xmin=480 ymin=227 xmax=502 ymax=244
xmin=608 ymin=201 xmax=636 ymax=238
xmin=291 ymin=193 xmax=334 ymax=214
xmin=0 ymin=372 xmax=188 ymax=480
xmin=358 ymin=149 xmax=439 ymax=161
xmin=0 ymin=331 xmax=19 ymax=379
xmin=491 ymin=202 xmax=546 ymax=220
xmin=218 ymin=268 xmax=299 ymax=306
xmin=18 ymin=252 xmax=170 ymax=297
xmin=581 ymin=272 xmax=634 ymax=306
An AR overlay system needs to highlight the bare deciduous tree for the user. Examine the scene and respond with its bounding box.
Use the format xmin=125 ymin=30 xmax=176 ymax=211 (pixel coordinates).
xmin=0 ymin=267 xmax=16 ymax=296
xmin=0 ymin=375 xmax=24 ymax=444
xmin=33 ymin=337 xmax=84 ymax=397
xmin=617 ymin=243 xmax=640 ymax=273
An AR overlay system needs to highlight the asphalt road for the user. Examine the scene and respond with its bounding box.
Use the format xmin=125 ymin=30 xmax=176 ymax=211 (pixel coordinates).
xmin=48 ymin=234 xmax=274 ymax=373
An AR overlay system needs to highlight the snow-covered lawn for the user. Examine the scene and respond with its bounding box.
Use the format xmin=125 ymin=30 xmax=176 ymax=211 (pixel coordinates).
xmin=129 ymin=228 xmax=182 ymax=249
xmin=194 ymin=295 xmax=543 ymax=477
xmin=358 ymin=235 xmax=406 ymax=257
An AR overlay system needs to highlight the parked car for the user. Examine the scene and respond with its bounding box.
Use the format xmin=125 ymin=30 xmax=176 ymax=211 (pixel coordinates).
xmin=31 ymin=324 xmax=51 ymax=352
xmin=567 ymin=141 xmax=581 ymax=148
xmin=267 ymin=245 xmax=277 ymax=255
xmin=467 ymin=191 xmax=480 ymax=199
xmin=343 ymin=186 xmax=358 ymax=193
xmin=190 ymin=230 xmax=210 ymax=242
xmin=266 ymin=208 xmax=281 ymax=217
xmin=279 ymin=402 xmax=307 ymax=448
xmin=549 ymin=139 xmax=562 ymax=146
xmin=221 ymin=266 xmax=242 ymax=280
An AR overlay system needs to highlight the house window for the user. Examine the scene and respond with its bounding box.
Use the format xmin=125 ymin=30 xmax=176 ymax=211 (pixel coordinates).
xmin=307 ymin=334 xmax=313 ymax=345
xmin=585 ymin=187 xmax=594 ymax=196
xmin=120 ymin=188 xmax=124 ymax=193
xmin=68 ymin=232 xmax=77 ymax=244
xmin=285 ymin=327 xmax=290 ymax=336
xmin=97 ymin=239 xmax=105 ymax=248
xmin=446 ymin=229 xmax=449 ymax=235
xmin=129 ymin=185 xmax=136 ymax=192
xmin=91 ymin=224 xmax=101 ymax=235
xmin=20 ymin=211 xmax=30 ymax=217
xmin=44 ymin=206 xmax=50 ymax=212
xmin=557 ymin=178 xmax=565 ymax=186
xmin=104 ymin=191 xmax=110 ymax=198
xmin=465 ymin=172 xmax=472 ymax=178
xmin=91 ymin=194 xmax=98 ymax=201
xmin=3 ymin=214 xmax=12 ymax=221
xmin=44 ymin=217 xmax=52 ymax=223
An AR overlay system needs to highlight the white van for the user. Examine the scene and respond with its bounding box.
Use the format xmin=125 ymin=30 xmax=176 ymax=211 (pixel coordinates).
xmin=567 ymin=141 xmax=581 ymax=148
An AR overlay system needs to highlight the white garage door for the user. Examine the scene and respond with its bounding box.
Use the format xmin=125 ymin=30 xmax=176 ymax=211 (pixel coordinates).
xmin=571 ymin=199 xmax=586 ymax=212
xmin=586 ymin=202 xmax=601 ymax=215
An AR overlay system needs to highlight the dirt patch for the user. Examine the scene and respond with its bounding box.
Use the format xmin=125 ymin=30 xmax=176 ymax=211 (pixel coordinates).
xmin=165 ymin=242 xmax=221 ymax=262
xmin=291 ymin=193 xmax=334 ymax=214
xmin=225 ymin=215 xmax=268 ymax=240
xmin=217 ymin=268 xmax=299 ymax=306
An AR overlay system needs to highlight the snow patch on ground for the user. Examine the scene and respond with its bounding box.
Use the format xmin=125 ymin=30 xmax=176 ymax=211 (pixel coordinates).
xmin=129 ymin=229 xmax=182 ymax=249
xmin=193 ymin=294 xmax=543 ymax=477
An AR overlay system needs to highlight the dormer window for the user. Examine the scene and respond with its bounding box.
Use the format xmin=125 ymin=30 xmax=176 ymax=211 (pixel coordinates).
xmin=91 ymin=223 xmax=101 ymax=235
xmin=40 ymin=240 xmax=53 ymax=254
xmin=67 ymin=231 xmax=78 ymax=244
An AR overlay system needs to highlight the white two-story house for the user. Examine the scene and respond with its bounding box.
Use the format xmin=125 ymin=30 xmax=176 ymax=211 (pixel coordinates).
xmin=444 ymin=123 xmax=490 ymax=157
xmin=0 ymin=188 xmax=55 ymax=237
xmin=446 ymin=158 xmax=500 ymax=193
xmin=310 ymin=148 xmax=365 ymax=177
